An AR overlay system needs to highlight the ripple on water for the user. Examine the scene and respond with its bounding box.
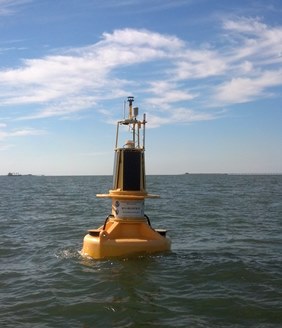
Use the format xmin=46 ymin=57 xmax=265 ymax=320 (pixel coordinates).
xmin=0 ymin=175 xmax=281 ymax=327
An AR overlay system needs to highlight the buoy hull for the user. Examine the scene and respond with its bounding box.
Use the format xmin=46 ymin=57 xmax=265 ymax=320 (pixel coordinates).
xmin=81 ymin=220 xmax=171 ymax=259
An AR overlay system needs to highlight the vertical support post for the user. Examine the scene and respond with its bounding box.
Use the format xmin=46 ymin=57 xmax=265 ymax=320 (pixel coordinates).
xmin=143 ymin=114 xmax=146 ymax=150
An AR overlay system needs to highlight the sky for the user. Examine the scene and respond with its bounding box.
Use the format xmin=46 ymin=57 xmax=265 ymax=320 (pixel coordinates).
xmin=0 ymin=0 xmax=282 ymax=175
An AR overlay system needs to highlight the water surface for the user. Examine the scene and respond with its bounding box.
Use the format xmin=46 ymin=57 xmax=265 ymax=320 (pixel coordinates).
xmin=0 ymin=175 xmax=281 ymax=327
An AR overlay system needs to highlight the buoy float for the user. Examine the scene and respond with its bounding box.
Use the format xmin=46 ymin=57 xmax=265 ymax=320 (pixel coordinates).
xmin=81 ymin=97 xmax=171 ymax=259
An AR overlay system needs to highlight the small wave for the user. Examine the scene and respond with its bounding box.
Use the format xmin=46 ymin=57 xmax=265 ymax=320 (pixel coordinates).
xmin=55 ymin=248 xmax=81 ymax=260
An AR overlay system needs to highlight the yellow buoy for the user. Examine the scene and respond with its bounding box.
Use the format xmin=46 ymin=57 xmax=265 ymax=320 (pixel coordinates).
xmin=81 ymin=96 xmax=171 ymax=259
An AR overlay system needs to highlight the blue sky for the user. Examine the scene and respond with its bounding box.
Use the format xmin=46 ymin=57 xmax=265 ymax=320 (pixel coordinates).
xmin=0 ymin=0 xmax=282 ymax=175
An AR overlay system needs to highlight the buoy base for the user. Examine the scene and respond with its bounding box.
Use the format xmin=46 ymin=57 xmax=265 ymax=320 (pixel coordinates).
xmin=81 ymin=219 xmax=171 ymax=259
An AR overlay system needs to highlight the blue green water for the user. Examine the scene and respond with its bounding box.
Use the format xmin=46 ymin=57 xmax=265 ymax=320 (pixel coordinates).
xmin=0 ymin=175 xmax=281 ymax=327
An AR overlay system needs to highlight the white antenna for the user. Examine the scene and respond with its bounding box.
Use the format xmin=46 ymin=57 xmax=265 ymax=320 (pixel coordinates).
xmin=123 ymin=100 xmax=126 ymax=119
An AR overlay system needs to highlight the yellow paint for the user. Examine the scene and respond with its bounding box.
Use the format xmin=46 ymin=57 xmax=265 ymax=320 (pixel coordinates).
xmin=82 ymin=218 xmax=171 ymax=259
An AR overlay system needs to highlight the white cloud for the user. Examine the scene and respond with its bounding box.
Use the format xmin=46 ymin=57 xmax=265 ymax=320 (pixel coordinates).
xmin=214 ymin=70 xmax=282 ymax=104
xmin=9 ymin=128 xmax=44 ymax=137
xmin=147 ymin=108 xmax=218 ymax=128
xmin=0 ymin=18 xmax=282 ymax=125
xmin=0 ymin=0 xmax=31 ymax=16
xmin=146 ymin=81 xmax=198 ymax=108
xmin=0 ymin=126 xmax=45 ymax=140
xmin=172 ymin=49 xmax=227 ymax=80
xmin=223 ymin=17 xmax=268 ymax=34
xmin=101 ymin=28 xmax=184 ymax=49
xmin=18 ymin=96 xmax=98 ymax=120
xmin=0 ymin=28 xmax=185 ymax=120
xmin=223 ymin=17 xmax=282 ymax=64
xmin=1 ymin=29 xmax=178 ymax=100
xmin=206 ymin=16 xmax=282 ymax=105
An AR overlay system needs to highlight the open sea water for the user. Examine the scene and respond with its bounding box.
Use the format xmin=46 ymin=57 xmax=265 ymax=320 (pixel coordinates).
xmin=0 ymin=174 xmax=281 ymax=328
